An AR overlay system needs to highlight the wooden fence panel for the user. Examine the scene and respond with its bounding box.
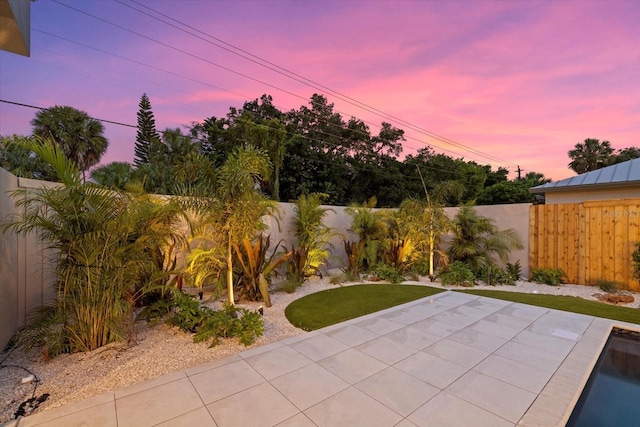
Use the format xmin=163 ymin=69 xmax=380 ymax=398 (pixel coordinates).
xmin=530 ymin=199 xmax=640 ymax=291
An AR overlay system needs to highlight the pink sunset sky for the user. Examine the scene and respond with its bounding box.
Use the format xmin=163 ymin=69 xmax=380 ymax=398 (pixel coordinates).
xmin=1 ymin=0 xmax=639 ymax=181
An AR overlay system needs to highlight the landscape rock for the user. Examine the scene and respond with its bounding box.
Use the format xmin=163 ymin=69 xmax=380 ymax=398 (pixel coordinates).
xmin=593 ymin=293 xmax=635 ymax=304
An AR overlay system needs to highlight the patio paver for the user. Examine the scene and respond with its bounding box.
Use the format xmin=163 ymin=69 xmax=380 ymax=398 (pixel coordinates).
xmin=4 ymin=290 xmax=626 ymax=427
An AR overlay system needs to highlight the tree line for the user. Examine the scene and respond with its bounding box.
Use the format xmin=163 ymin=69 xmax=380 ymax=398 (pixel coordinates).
xmin=2 ymin=93 xmax=557 ymax=206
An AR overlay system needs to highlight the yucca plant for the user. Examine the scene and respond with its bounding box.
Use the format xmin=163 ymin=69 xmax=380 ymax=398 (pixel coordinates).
xmin=2 ymin=137 xmax=181 ymax=357
xmin=233 ymin=234 xmax=291 ymax=307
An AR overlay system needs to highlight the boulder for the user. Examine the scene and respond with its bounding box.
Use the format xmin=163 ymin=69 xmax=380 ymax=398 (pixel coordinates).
xmin=593 ymin=293 xmax=635 ymax=304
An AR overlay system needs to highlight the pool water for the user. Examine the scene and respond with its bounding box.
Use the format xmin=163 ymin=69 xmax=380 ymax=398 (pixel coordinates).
xmin=566 ymin=328 xmax=640 ymax=426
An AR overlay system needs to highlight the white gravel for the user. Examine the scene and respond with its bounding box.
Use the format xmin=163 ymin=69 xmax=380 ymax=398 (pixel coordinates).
xmin=1 ymin=277 xmax=638 ymax=423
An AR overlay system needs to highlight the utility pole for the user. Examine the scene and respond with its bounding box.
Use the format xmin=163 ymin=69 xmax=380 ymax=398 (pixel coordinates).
xmin=517 ymin=165 xmax=522 ymax=180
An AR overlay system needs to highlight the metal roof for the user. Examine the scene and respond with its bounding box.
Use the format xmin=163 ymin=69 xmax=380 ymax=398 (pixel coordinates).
xmin=530 ymin=158 xmax=640 ymax=194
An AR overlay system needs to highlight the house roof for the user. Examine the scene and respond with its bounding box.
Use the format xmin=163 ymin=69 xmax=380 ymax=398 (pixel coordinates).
xmin=530 ymin=158 xmax=640 ymax=194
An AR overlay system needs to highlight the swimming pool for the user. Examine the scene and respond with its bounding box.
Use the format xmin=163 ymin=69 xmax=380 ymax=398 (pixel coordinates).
xmin=566 ymin=328 xmax=640 ymax=426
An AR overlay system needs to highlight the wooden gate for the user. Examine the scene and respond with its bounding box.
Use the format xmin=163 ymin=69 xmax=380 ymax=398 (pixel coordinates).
xmin=529 ymin=199 xmax=640 ymax=291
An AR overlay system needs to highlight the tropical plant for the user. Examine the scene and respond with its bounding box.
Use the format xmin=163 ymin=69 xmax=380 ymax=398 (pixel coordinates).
xmin=183 ymin=146 xmax=278 ymax=305
xmin=90 ymin=161 xmax=133 ymax=189
xmin=195 ymin=303 xmax=264 ymax=347
xmin=229 ymin=112 xmax=287 ymax=200
xmin=368 ymin=264 xmax=404 ymax=284
xmin=139 ymin=291 xmax=264 ymax=347
xmin=437 ymin=261 xmax=476 ymax=287
xmin=613 ymin=147 xmax=640 ymax=164
xmin=287 ymin=193 xmax=336 ymax=285
xmin=479 ymin=264 xmax=515 ymax=286
xmin=343 ymin=239 xmax=365 ymax=276
xmin=530 ymin=268 xmax=566 ymax=286
xmin=0 ymin=135 xmax=58 ymax=181
xmin=381 ymin=237 xmax=415 ymax=271
xmin=31 ymin=105 xmax=108 ymax=174
xmin=135 ymin=127 xmax=214 ymax=194
xmin=346 ymin=196 xmax=388 ymax=271
xmin=567 ymin=138 xmax=614 ymax=174
xmin=632 ymin=242 xmax=640 ymax=281
xmin=447 ymin=204 xmax=524 ymax=274
xmin=233 ymin=234 xmax=291 ymax=307
xmin=1 ymin=137 xmax=181 ymax=357
xmin=506 ymin=260 xmax=523 ymax=282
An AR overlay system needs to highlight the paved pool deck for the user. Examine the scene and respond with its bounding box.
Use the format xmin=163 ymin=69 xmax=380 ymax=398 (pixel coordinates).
xmin=5 ymin=290 xmax=630 ymax=427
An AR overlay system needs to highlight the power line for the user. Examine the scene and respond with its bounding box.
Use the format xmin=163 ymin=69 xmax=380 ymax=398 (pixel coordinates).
xmin=48 ymin=0 xmax=518 ymax=170
xmin=31 ymin=28 xmax=483 ymax=164
xmin=118 ymin=0 xmax=519 ymax=169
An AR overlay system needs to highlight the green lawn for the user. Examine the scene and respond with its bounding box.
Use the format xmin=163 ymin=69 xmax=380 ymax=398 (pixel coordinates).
xmin=285 ymin=284 xmax=445 ymax=331
xmin=458 ymin=289 xmax=640 ymax=324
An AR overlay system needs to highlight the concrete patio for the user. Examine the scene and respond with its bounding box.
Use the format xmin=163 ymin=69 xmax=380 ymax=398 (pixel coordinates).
xmin=4 ymin=291 xmax=623 ymax=427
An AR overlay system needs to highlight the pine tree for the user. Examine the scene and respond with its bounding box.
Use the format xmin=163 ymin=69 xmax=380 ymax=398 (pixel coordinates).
xmin=134 ymin=93 xmax=160 ymax=167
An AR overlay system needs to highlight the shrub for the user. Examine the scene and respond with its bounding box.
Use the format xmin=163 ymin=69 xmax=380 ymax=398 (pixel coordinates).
xmin=530 ymin=268 xmax=566 ymax=286
xmin=139 ymin=292 xmax=264 ymax=347
xmin=479 ymin=265 xmax=515 ymax=286
xmin=437 ymin=261 xmax=476 ymax=287
xmin=632 ymin=242 xmax=640 ymax=281
xmin=595 ymin=279 xmax=621 ymax=294
xmin=281 ymin=277 xmax=301 ymax=294
xmin=368 ymin=264 xmax=404 ymax=284
xmin=506 ymin=260 xmax=522 ymax=281
xmin=329 ymin=269 xmax=361 ymax=285
xmin=194 ymin=304 xmax=264 ymax=347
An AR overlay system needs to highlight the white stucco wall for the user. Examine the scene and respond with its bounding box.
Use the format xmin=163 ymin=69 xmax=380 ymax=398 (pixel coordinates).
xmin=0 ymin=168 xmax=532 ymax=349
xmin=0 ymin=170 xmax=58 ymax=350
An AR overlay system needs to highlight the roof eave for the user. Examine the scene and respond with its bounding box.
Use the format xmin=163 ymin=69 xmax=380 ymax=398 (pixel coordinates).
xmin=529 ymin=180 xmax=640 ymax=195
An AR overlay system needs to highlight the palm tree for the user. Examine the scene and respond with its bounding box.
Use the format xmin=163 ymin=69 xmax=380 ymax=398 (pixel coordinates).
xmin=184 ymin=146 xmax=277 ymax=305
xmin=288 ymin=193 xmax=336 ymax=282
xmin=447 ymin=204 xmax=523 ymax=274
xmin=567 ymin=138 xmax=614 ymax=174
xmin=395 ymin=180 xmax=463 ymax=277
xmin=91 ymin=161 xmax=133 ymax=189
xmin=31 ymin=105 xmax=108 ymax=174
xmin=345 ymin=196 xmax=388 ymax=270
xmin=2 ymin=137 xmax=184 ymax=356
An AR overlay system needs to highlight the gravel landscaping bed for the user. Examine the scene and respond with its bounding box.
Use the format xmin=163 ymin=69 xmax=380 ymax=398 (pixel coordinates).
xmin=1 ymin=278 xmax=638 ymax=423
